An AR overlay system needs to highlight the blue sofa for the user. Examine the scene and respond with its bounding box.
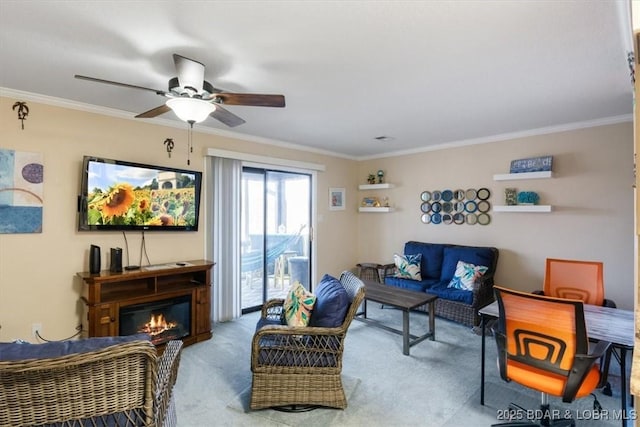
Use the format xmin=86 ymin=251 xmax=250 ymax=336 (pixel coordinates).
xmin=384 ymin=241 xmax=499 ymax=326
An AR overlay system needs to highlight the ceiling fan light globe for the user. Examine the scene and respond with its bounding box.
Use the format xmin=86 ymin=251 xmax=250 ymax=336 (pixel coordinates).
xmin=166 ymin=98 xmax=215 ymax=123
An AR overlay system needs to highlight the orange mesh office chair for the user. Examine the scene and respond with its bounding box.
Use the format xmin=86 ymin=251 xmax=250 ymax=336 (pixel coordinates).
xmin=540 ymin=258 xmax=615 ymax=308
xmin=491 ymin=286 xmax=610 ymax=427
xmin=537 ymin=258 xmax=616 ymax=395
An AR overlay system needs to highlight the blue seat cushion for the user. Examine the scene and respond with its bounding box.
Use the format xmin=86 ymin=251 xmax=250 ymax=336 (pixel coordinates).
xmin=385 ymin=276 xmax=439 ymax=292
xmin=256 ymin=316 xmax=285 ymax=331
xmin=309 ymin=274 xmax=349 ymax=327
xmin=427 ymin=281 xmax=474 ymax=305
xmin=404 ymin=241 xmax=444 ymax=280
xmin=440 ymin=246 xmax=494 ymax=282
xmin=0 ymin=333 xmax=151 ymax=361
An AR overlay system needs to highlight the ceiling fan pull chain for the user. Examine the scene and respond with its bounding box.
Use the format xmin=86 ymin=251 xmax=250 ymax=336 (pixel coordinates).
xmin=187 ymin=121 xmax=195 ymax=166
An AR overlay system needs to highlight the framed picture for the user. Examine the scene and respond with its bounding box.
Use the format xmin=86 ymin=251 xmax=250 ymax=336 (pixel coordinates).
xmin=329 ymin=187 xmax=345 ymax=210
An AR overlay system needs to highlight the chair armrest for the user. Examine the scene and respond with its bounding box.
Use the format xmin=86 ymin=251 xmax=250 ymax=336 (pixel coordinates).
xmin=261 ymin=299 xmax=285 ymax=321
xmin=563 ymin=340 xmax=611 ymax=403
xmin=251 ymin=324 xmax=346 ymax=370
xmin=471 ymin=275 xmax=495 ymax=309
xmin=155 ymin=340 xmax=183 ymax=427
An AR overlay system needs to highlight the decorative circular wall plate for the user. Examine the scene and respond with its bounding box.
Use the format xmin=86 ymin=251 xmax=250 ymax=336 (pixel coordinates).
xmin=453 ymin=213 xmax=465 ymax=224
xmin=442 ymin=189 xmax=453 ymax=201
xmin=421 ymin=213 xmax=431 ymax=224
xmin=477 ymin=188 xmax=491 ymax=200
xmin=464 ymin=200 xmax=477 ymax=213
xmin=421 ymin=191 xmax=431 ymax=202
xmin=432 ymin=190 xmax=442 ymax=201
xmin=477 ymin=200 xmax=491 ymax=213
xmin=431 ymin=213 xmax=442 ymax=224
xmin=431 ymin=202 xmax=442 ymax=213
xmin=465 ymin=188 xmax=477 ymax=200
xmin=421 ymin=202 xmax=431 ymax=213
xmin=454 ymin=189 xmax=465 ymax=200
xmin=442 ymin=213 xmax=453 ymax=224
xmin=442 ymin=202 xmax=453 ymax=213
xmin=477 ymin=213 xmax=491 ymax=225
xmin=455 ymin=201 xmax=465 ymax=212
xmin=466 ymin=213 xmax=478 ymax=225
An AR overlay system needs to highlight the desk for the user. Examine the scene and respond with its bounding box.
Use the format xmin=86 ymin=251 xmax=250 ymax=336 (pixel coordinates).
xmin=479 ymin=300 xmax=634 ymax=427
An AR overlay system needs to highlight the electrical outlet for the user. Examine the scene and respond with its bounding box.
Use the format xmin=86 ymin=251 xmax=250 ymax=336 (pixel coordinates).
xmin=32 ymin=323 xmax=42 ymax=338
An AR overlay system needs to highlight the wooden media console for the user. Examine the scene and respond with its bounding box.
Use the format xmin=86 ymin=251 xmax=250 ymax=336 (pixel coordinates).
xmin=78 ymin=259 xmax=214 ymax=348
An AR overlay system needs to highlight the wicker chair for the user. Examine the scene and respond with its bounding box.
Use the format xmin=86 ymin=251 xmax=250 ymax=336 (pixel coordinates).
xmin=250 ymin=271 xmax=365 ymax=410
xmin=0 ymin=338 xmax=183 ymax=427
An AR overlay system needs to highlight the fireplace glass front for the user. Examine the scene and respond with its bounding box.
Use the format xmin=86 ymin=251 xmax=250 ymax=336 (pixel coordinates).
xmin=119 ymin=295 xmax=191 ymax=345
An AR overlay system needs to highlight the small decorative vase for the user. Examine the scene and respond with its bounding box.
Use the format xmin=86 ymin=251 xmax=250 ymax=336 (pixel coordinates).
xmin=505 ymin=188 xmax=517 ymax=206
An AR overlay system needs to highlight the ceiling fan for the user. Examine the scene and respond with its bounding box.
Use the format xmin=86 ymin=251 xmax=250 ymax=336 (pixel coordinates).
xmin=75 ymin=54 xmax=285 ymax=127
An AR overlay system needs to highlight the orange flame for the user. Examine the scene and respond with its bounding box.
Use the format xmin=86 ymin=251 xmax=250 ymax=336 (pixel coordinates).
xmin=140 ymin=313 xmax=177 ymax=336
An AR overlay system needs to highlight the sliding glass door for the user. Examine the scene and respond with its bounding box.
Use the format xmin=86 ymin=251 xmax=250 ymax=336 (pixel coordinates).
xmin=241 ymin=168 xmax=311 ymax=312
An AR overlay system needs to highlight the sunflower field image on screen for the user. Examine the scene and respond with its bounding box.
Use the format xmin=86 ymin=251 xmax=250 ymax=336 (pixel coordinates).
xmin=83 ymin=158 xmax=200 ymax=230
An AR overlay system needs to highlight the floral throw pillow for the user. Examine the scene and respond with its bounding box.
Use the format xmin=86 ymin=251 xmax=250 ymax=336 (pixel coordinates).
xmin=448 ymin=260 xmax=489 ymax=291
xmin=283 ymin=281 xmax=317 ymax=327
xmin=393 ymin=253 xmax=422 ymax=281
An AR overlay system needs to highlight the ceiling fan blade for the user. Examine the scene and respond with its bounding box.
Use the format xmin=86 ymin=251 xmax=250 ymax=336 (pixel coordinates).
xmin=135 ymin=104 xmax=171 ymax=118
xmin=75 ymin=75 xmax=167 ymax=95
xmin=173 ymin=54 xmax=204 ymax=93
xmin=214 ymin=93 xmax=285 ymax=108
xmin=210 ymin=104 xmax=246 ymax=127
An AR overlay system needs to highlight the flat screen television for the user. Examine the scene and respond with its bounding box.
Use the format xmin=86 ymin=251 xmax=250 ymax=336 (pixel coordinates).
xmin=78 ymin=156 xmax=202 ymax=231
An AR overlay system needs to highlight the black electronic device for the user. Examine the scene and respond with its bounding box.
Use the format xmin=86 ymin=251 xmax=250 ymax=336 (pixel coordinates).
xmin=110 ymin=247 xmax=123 ymax=273
xmin=89 ymin=244 xmax=101 ymax=274
xmin=77 ymin=156 xmax=202 ymax=232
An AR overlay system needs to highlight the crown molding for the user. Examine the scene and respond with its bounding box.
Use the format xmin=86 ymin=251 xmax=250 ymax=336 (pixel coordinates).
xmin=0 ymin=87 xmax=357 ymax=161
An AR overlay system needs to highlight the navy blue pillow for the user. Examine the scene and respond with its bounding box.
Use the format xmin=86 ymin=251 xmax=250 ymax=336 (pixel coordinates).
xmin=440 ymin=246 xmax=494 ymax=281
xmin=0 ymin=333 xmax=151 ymax=361
xmin=405 ymin=242 xmax=444 ymax=279
xmin=309 ymin=274 xmax=349 ymax=327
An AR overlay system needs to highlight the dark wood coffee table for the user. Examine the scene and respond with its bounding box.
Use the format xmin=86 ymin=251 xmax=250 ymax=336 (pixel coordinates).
xmin=355 ymin=280 xmax=438 ymax=355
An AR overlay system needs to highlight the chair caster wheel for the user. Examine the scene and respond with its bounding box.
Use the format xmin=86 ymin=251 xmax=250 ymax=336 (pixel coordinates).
xmin=602 ymin=382 xmax=612 ymax=397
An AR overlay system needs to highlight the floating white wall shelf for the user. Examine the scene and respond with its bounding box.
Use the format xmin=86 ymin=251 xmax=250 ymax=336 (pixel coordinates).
xmin=358 ymin=207 xmax=394 ymax=213
xmin=358 ymin=183 xmax=395 ymax=190
xmin=493 ymin=205 xmax=552 ymax=213
xmin=493 ymin=171 xmax=553 ymax=181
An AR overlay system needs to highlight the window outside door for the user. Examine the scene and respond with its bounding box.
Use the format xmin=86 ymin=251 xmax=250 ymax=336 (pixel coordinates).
xmin=240 ymin=168 xmax=311 ymax=312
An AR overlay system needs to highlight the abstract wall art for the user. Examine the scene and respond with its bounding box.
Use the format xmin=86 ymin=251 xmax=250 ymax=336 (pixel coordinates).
xmin=0 ymin=148 xmax=44 ymax=233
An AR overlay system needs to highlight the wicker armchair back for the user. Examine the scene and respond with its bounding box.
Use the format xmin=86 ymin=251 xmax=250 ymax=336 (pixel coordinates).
xmin=0 ymin=339 xmax=183 ymax=427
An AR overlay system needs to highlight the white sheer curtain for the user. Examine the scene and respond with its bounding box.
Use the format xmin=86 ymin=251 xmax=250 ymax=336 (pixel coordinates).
xmin=206 ymin=156 xmax=242 ymax=322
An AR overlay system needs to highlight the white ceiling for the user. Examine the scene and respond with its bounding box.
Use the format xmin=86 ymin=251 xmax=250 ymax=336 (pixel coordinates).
xmin=0 ymin=1 xmax=634 ymax=159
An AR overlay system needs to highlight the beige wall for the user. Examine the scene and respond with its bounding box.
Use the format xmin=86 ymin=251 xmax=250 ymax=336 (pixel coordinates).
xmin=357 ymin=123 xmax=634 ymax=308
xmin=0 ymin=96 xmax=360 ymax=341
xmin=0 ymin=95 xmax=633 ymax=341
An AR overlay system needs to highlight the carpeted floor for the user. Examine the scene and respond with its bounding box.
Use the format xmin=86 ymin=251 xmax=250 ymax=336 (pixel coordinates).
xmin=174 ymin=303 xmax=631 ymax=426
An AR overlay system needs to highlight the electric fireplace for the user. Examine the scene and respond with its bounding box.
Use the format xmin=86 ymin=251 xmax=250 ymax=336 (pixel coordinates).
xmin=79 ymin=260 xmax=213 ymax=348
xmin=119 ymin=295 xmax=191 ymax=345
